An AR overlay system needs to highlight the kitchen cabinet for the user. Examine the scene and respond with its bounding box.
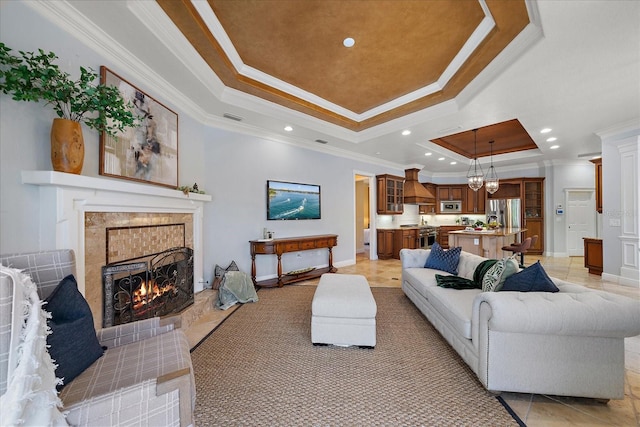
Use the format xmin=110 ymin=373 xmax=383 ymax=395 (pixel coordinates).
xmin=464 ymin=186 xmax=486 ymax=214
xmin=376 ymin=229 xmax=394 ymax=259
xmin=590 ymin=158 xmax=602 ymax=213
xmin=376 ymin=174 xmax=404 ymax=215
xmin=438 ymin=225 xmax=465 ymax=249
xmin=436 ymin=185 xmax=465 ymax=214
xmin=394 ymin=228 xmax=419 ymax=259
xmin=486 ymin=180 xmax=521 ymax=200
xmin=523 ymin=178 xmax=544 ymax=255
xmin=523 ymin=218 xmax=543 ymax=254
xmin=437 ymin=186 xmax=464 ymax=201
xmin=418 ymin=183 xmax=437 ymax=214
xmin=377 ymin=228 xmax=419 ymax=260
xmin=583 ymin=237 xmax=603 ymax=275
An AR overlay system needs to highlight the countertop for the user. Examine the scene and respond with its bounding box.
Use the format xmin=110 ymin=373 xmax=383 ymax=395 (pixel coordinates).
xmin=449 ymin=228 xmax=527 ymax=236
xmin=377 ymin=225 xmax=438 ymax=230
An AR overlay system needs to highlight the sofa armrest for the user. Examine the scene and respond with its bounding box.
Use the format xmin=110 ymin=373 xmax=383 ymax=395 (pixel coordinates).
xmin=97 ymin=317 xmax=174 ymax=348
xmin=472 ymin=290 xmax=640 ymax=340
xmin=400 ymin=249 xmax=430 ymax=269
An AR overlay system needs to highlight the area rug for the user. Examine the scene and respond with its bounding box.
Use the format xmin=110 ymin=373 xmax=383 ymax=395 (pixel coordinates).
xmin=191 ymin=285 xmax=522 ymax=426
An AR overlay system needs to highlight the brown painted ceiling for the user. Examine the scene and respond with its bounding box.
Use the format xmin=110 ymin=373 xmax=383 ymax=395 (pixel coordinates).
xmin=156 ymin=0 xmax=532 ymax=157
xmin=432 ymin=119 xmax=537 ymax=158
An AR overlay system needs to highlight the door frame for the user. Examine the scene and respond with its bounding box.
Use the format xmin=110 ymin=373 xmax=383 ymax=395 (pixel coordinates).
xmin=354 ymin=170 xmax=377 ymax=261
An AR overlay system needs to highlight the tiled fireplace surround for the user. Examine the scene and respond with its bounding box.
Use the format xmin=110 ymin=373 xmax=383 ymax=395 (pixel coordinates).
xmin=22 ymin=171 xmax=212 ymax=329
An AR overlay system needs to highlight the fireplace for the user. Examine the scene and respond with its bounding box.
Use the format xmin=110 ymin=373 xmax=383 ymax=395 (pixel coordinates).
xmin=102 ymin=247 xmax=194 ymax=327
xmin=22 ymin=171 xmax=211 ymax=329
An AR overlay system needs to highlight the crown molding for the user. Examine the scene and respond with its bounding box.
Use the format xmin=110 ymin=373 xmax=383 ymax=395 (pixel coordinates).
xmin=26 ymin=0 xmax=211 ymax=125
xmin=455 ymin=1 xmax=544 ymax=110
xmin=595 ymin=119 xmax=640 ymax=141
xmin=128 ymin=0 xmax=226 ymax=97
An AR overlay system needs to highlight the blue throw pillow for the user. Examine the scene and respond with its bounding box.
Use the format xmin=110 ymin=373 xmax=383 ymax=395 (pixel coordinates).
xmin=501 ymin=261 xmax=560 ymax=292
xmin=424 ymin=242 xmax=462 ymax=275
xmin=45 ymin=275 xmax=104 ymax=388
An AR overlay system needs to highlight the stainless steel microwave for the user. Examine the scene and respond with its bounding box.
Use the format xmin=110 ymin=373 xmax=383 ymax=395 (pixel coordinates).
xmin=440 ymin=201 xmax=462 ymax=213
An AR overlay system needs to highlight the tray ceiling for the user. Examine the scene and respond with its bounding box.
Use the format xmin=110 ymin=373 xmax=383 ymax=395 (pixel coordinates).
xmin=157 ymin=0 xmax=530 ymax=135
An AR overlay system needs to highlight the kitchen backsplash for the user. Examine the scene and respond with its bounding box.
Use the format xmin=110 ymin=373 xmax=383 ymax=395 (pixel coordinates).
xmin=376 ymin=204 xmax=486 ymax=228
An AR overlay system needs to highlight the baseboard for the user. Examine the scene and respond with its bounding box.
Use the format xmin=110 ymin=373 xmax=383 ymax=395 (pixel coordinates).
xmin=602 ymin=272 xmax=640 ymax=288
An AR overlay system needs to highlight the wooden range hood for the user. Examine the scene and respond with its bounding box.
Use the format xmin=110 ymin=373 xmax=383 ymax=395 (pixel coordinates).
xmin=403 ymin=168 xmax=436 ymax=205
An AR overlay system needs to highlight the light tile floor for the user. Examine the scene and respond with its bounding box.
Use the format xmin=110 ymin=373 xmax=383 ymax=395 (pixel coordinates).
xmin=185 ymin=250 xmax=640 ymax=426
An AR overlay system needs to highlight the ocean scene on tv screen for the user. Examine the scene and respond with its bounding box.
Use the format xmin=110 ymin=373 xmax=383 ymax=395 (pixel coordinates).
xmin=268 ymin=181 xmax=320 ymax=220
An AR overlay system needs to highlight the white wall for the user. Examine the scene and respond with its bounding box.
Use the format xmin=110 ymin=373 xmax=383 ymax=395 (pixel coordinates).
xmin=200 ymin=128 xmax=396 ymax=282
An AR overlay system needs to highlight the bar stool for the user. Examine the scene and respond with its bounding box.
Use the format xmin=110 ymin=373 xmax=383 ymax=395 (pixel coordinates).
xmin=502 ymin=236 xmax=534 ymax=267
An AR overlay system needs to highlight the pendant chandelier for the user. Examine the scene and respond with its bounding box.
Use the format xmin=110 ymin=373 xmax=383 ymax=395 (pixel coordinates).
xmin=485 ymin=140 xmax=499 ymax=194
xmin=467 ymin=129 xmax=484 ymax=191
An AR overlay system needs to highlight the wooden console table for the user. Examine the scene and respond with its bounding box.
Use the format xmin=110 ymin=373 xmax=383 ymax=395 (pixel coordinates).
xmin=249 ymin=234 xmax=338 ymax=287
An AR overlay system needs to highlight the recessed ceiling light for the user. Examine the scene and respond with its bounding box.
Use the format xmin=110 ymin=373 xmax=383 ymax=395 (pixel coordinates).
xmin=438 ymin=157 xmax=445 ymax=161
xmin=343 ymin=37 xmax=355 ymax=48
xmin=546 ymin=137 xmax=557 ymax=142
xmin=424 ymin=152 xmax=432 ymax=156
xmin=284 ymin=126 xmax=293 ymax=132
xmin=402 ymin=130 xmax=411 ymax=136
xmin=591 ymin=155 xmax=601 ymax=159
xmin=550 ymin=145 xmax=560 ymax=149
xmin=540 ymin=128 xmax=552 ymax=134
xmin=375 ymin=152 xmax=381 ymax=155
xmin=450 ymin=161 xmax=457 ymax=165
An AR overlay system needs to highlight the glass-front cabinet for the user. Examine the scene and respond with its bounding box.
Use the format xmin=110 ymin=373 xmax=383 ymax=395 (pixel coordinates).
xmin=523 ymin=178 xmax=544 ymax=254
xmin=376 ymin=174 xmax=404 ymax=215
xmin=524 ymin=179 xmax=543 ymax=219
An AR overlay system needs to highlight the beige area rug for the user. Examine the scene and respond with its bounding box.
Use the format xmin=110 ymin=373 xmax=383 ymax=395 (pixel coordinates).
xmin=191 ymin=285 xmax=520 ymax=426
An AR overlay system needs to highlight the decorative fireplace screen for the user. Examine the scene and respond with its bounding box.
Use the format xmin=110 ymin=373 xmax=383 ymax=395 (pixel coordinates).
xmin=102 ymin=247 xmax=194 ymax=327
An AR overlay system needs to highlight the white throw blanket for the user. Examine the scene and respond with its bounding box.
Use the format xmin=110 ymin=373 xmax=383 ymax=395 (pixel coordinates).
xmin=0 ymin=266 xmax=67 ymax=426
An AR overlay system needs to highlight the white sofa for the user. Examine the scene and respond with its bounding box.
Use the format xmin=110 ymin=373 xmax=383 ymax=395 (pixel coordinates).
xmin=400 ymin=248 xmax=640 ymax=400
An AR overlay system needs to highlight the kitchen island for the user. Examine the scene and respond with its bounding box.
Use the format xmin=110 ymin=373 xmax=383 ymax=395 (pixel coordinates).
xmin=448 ymin=228 xmax=527 ymax=259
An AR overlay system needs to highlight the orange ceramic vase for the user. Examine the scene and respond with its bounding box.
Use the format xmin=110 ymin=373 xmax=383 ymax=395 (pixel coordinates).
xmin=50 ymin=118 xmax=84 ymax=174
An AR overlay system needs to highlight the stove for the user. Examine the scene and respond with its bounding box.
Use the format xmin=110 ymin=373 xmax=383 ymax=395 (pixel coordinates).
xmin=419 ymin=226 xmax=438 ymax=249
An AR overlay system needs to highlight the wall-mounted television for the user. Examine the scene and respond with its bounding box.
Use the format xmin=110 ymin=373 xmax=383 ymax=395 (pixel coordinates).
xmin=267 ymin=180 xmax=321 ymax=220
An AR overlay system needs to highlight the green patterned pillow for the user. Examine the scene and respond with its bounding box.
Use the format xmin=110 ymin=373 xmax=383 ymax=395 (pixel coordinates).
xmin=482 ymin=256 xmax=519 ymax=292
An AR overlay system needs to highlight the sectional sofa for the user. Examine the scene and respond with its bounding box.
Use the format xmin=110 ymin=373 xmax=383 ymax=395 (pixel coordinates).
xmin=400 ymin=248 xmax=640 ymax=400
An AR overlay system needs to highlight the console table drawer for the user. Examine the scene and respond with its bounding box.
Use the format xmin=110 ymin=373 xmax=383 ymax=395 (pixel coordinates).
xmin=300 ymin=241 xmax=317 ymax=250
xmin=282 ymin=242 xmax=300 ymax=252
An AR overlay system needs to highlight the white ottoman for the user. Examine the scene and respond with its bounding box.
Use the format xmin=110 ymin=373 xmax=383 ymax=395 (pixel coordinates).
xmin=311 ymin=273 xmax=377 ymax=348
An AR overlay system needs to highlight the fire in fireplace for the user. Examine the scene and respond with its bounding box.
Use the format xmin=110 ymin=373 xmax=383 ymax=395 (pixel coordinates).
xmin=102 ymin=247 xmax=194 ymax=327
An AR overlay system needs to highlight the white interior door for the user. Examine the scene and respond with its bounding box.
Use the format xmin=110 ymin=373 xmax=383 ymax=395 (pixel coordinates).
xmin=566 ymin=190 xmax=596 ymax=256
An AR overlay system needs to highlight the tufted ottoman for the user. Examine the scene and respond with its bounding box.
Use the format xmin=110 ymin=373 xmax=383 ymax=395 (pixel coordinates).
xmin=311 ymin=273 xmax=377 ymax=348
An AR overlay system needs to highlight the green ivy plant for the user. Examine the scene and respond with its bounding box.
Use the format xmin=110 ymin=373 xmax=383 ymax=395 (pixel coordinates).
xmin=0 ymin=42 xmax=138 ymax=136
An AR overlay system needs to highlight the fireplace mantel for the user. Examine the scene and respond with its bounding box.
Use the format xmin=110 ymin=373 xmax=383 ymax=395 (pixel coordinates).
xmin=22 ymin=170 xmax=211 ymax=202
xmin=22 ymin=170 xmax=212 ymax=295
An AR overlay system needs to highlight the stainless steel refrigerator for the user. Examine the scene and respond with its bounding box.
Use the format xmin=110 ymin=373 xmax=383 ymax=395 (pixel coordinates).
xmin=486 ymin=198 xmax=521 ymax=229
